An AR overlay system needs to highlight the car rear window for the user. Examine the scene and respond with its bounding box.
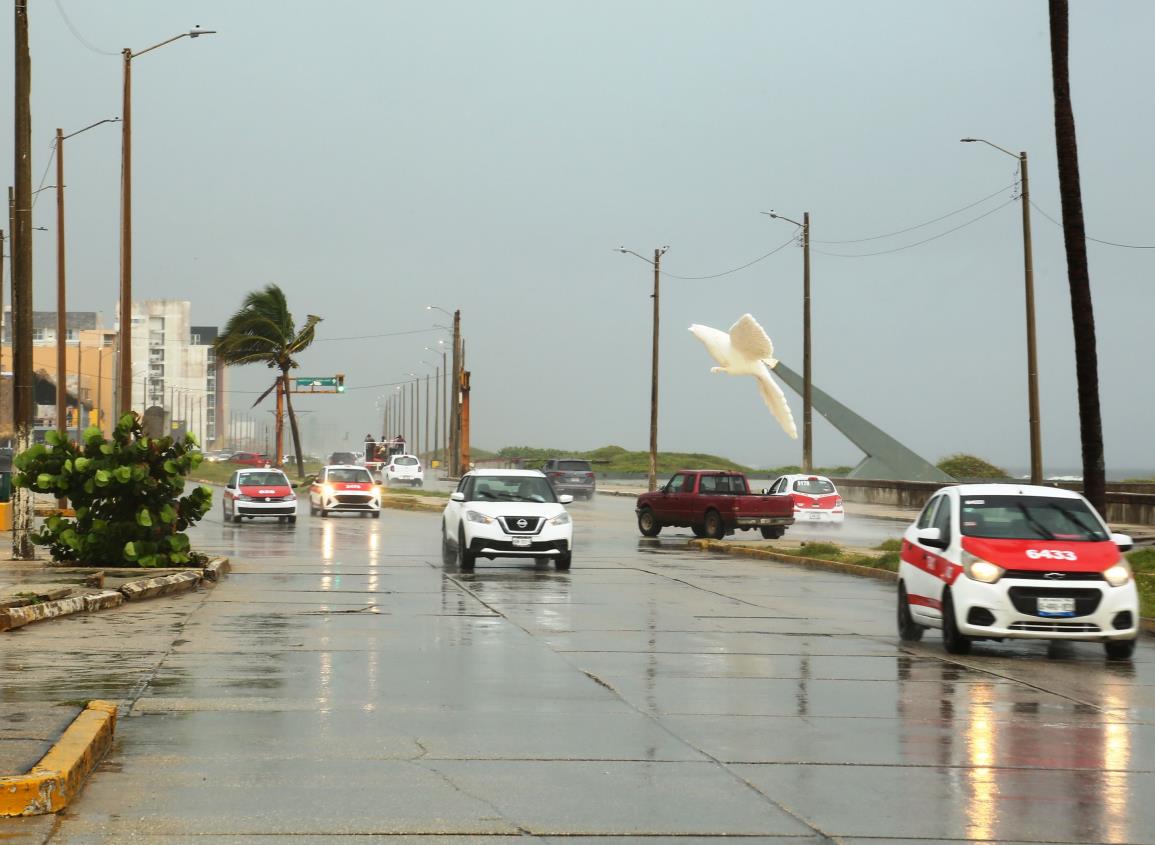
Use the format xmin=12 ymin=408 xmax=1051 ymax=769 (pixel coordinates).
xmin=239 ymin=472 xmax=289 ymax=486
xmin=394 ymin=456 xmax=419 ymax=466
xmin=794 ymin=478 xmax=835 ymax=495
xmin=557 ymin=460 xmax=591 ymax=471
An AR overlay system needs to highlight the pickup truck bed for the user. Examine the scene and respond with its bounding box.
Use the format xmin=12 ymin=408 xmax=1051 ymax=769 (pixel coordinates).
xmin=635 ymin=470 xmax=794 ymax=540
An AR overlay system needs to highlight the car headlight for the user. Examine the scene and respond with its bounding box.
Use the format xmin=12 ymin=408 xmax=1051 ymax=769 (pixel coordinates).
xmin=1103 ymin=560 xmax=1132 ymax=587
xmin=466 ymin=510 xmax=494 ymax=525
xmin=962 ymin=550 xmax=1003 ymax=584
xmin=549 ymin=511 xmax=571 ymax=526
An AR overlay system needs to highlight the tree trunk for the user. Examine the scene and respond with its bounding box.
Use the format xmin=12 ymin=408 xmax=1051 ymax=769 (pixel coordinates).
xmin=1049 ymin=0 xmax=1105 ymax=513
xmin=281 ymin=369 xmax=306 ymax=479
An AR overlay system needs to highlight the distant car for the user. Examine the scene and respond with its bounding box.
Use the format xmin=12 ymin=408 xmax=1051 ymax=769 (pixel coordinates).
xmin=897 ymin=483 xmax=1139 ymax=660
xmin=328 ymin=451 xmax=361 ymax=467
xmin=768 ymin=474 xmax=845 ymax=524
xmin=542 ymin=457 xmax=596 ymax=500
xmin=230 ymin=451 xmax=271 ymax=467
xmin=222 ymin=468 xmax=297 ymax=524
xmin=384 ymin=454 xmax=424 ymax=487
xmin=442 ymin=469 xmax=573 ymax=571
xmin=308 ymin=465 xmax=381 ymax=518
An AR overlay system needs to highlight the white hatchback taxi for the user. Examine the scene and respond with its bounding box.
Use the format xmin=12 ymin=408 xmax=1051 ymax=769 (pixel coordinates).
xmin=442 ymin=469 xmax=573 ymax=571
xmin=897 ymin=484 xmax=1139 ymax=660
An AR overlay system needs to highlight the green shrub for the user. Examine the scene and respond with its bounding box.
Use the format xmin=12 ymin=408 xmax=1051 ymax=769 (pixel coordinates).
xmin=936 ymin=453 xmax=1007 ymax=479
xmin=13 ymin=413 xmax=213 ymax=567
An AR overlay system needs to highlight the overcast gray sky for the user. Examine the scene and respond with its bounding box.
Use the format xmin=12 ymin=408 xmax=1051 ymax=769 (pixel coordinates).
xmin=4 ymin=1 xmax=1153 ymax=474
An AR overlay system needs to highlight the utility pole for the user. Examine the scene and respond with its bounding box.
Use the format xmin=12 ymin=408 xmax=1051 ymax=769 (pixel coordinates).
xmin=12 ymin=0 xmax=35 ymax=558
xmin=802 ymin=212 xmax=812 ymax=473
xmin=449 ymin=309 xmax=461 ymax=476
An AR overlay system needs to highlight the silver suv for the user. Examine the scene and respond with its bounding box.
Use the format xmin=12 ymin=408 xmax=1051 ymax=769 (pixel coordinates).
xmin=542 ymin=457 xmax=596 ymax=500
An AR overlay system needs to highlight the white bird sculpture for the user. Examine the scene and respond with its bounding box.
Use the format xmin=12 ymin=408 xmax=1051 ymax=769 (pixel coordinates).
xmin=689 ymin=313 xmax=798 ymax=439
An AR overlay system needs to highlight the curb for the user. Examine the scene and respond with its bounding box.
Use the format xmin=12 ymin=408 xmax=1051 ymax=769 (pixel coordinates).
xmin=0 ymin=700 xmax=117 ymax=816
xmin=688 ymin=539 xmax=1155 ymax=634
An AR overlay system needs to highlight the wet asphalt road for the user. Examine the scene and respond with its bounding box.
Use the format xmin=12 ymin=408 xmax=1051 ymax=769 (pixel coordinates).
xmin=10 ymin=492 xmax=1155 ymax=842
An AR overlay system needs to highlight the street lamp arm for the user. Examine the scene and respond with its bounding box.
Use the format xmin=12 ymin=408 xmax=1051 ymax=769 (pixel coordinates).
xmin=130 ymin=29 xmax=217 ymax=60
xmin=960 ymin=137 xmax=1018 ymax=159
xmin=62 ymin=118 xmax=120 ymax=141
xmin=762 ymin=211 xmax=802 ymax=228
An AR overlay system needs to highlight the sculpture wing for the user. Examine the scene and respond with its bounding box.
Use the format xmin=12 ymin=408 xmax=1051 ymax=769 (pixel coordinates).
xmin=755 ymin=364 xmax=798 ymax=439
xmin=688 ymin=324 xmax=731 ymax=367
xmin=728 ymin=313 xmax=775 ymax=364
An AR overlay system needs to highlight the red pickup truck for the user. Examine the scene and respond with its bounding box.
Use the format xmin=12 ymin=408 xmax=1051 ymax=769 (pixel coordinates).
xmin=636 ymin=470 xmax=795 ymax=540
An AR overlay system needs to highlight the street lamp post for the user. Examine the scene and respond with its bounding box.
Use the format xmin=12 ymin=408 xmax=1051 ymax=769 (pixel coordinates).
xmin=962 ymin=138 xmax=1042 ymax=484
xmin=763 ymin=211 xmax=812 ymax=471
xmin=428 ymin=306 xmax=461 ymax=475
xmin=55 ymin=119 xmax=119 ymax=441
xmin=119 ymin=27 xmax=216 ymax=416
xmin=616 ymin=246 xmax=668 ymax=492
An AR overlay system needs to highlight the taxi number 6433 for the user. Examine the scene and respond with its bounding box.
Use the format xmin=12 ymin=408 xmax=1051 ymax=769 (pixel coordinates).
xmin=1025 ymin=549 xmax=1078 ymax=561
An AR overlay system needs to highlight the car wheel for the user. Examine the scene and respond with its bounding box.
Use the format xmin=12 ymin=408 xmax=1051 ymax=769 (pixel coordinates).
xmin=555 ymin=552 xmax=572 ymax=571
xmin=897 ymin=582 xmax=925 ymax=642
xmin=1105 ymin=639 xmax=1136 ymax=661
xmin=637 ymin=507 xmax=661 ymax=537
xmin=458 ymin=528 xmax=476 ymax=571
xmin=941 ymin=591 xmax=972 ymax=655
xmin=441 ymin=523 xmax=455 ymax=566
xmin=704 ymin=510 xmax=725 ymax=540
xmin=759 ymin=526 xmax=785 ymax=540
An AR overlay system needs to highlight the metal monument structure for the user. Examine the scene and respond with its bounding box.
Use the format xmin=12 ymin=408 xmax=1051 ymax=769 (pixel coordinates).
xmin=770 ymin=361 xmax=951 ymax=483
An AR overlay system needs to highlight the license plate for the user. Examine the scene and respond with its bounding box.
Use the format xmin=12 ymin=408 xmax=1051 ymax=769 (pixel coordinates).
xmin=511 ymin=537 xmax=532 ymax=547
xmin=1038 ymin=596 xmax=1076 ymax=616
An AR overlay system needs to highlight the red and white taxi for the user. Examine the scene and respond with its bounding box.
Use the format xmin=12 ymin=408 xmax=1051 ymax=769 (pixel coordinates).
xmin=897 ymin=484 xmax=1139 ymax=660
xmin=223 ymin=468 xmax=298 ymax=524
xmin=309 ymin=465 xmax=381 ymax=518
xmin=768 ymin=474 xmax=845 ymax=524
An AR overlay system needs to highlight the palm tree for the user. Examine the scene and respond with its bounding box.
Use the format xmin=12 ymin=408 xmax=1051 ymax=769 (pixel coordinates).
xmin=215 ymin=285 xmax=321 ymax=479
xmin=1049 ymin=0 xmax=1105 ymax=512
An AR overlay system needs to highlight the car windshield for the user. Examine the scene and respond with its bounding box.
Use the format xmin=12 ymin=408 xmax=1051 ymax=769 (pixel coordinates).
xmin=395 ymin=456 xmax=419 ymax=466
xmin=239 ymin=472 xmax=289 ymax=487
xmin=471 ymin=475 xmax=558 ymax=503
xmin=328 ymin=468 xmax=373 ymax=483
xmin=557 ymin=460 xmax=590 ymax=471
xmin=794 ymin=478 xmax=835 ymax=494
xmin=959 ymin=494 xmax=1108 ymax=542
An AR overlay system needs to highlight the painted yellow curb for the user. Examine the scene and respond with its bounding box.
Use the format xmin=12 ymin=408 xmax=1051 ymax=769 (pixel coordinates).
xmin=0 ymin=700 xmax=117 ymax=816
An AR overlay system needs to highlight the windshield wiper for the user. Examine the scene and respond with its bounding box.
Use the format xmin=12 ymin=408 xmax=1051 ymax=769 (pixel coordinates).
xmin=1016 ymin=504 xmax=1055 ymax=540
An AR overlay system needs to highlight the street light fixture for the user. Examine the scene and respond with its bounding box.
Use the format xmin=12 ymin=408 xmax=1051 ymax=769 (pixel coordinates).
xmin=961 ymin=138 xmax=1041 ymax=484
xmin=55 ymin=118 xmax=119 ymax=441
xmin=616 ymin=245 xmax=669 ymax=492
xmin=120 ymin=27 xmax=217 ymax=415
xmin=762 ymin=210 xmax=812 ymax=472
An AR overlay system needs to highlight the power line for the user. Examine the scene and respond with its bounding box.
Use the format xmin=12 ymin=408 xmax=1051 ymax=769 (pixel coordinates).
xmin=661 ymin=235 xmax=797 ymax=280
xmin=1028 ymin=199 xmax=1155 ymax=249
xmin=52 ymin=0 xmax=120 ymax=56
xmin=811 ymin=183 xmax=1016 ymax=244
xmin=813 ymin=199 xmax=1016 ymax=258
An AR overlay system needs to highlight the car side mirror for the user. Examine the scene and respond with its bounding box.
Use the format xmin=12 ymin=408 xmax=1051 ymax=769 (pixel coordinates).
xmin=916 ymin=527 xmax=947 ymax=549
xmin=1111 ymin=532 xmax=1133 ymax=552
xmin=558 ymin=494 xmax=574 ymax=505
xmin=450 ymin=492 xmax=465 ymax=502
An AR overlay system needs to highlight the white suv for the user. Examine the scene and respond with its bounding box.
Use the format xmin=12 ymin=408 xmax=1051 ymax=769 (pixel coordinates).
xmin=442 ymin=469 xmax=573 ymax=571
xmin=384 ymin=454 xmax=424 ymax=487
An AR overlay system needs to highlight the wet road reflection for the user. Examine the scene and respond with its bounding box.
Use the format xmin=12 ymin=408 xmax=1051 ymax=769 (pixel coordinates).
xmin=22 ymin=489 xmax=1151 ymax=842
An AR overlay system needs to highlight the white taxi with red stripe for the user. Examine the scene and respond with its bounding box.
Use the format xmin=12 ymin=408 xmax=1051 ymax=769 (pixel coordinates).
xmin=897 ymin=484 xmax=1138 ymax=660
xmin=309 ymin=464 xmax=381 ymax=518
xmin=768 ymin=474 xmax=845 ymax=524
xmin=223 ymin=468 xmax=298 ymax=524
